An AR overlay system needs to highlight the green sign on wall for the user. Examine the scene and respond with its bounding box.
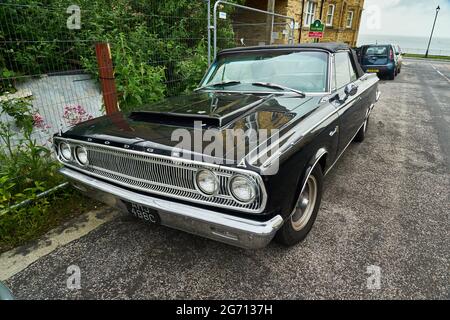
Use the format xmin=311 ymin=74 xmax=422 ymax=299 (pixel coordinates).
xmin=310 ymin=20 xmax=325 ymax=32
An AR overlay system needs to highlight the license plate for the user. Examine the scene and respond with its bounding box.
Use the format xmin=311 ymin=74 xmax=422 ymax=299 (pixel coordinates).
xmin=367 ymin=69 xmax=379 ymax=73
xmin=124 ymin=201 xmax=161 ymax=225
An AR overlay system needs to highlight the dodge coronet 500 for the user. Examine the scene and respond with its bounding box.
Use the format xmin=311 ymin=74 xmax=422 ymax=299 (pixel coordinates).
xmin=54 ymin=43 xmax=380 ymax=249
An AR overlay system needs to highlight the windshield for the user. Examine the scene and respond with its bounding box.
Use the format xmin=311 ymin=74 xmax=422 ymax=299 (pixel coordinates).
xmin=200 ymin=51 xmax=329 ymax=93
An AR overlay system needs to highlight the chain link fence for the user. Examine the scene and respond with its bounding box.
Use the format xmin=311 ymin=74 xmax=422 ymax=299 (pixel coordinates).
xmin=0 ymin=1 xmax=216 ymax=147
xmin=213 ymin=0 xmax=295 ymax=58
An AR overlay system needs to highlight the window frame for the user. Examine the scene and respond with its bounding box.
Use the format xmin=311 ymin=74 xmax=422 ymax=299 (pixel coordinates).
xmin=326 ymin=4 xmax=335 ymax=27
xmin=346 ymin=10 xmax=354 ymax=29
xmin=304 ymin=1 xmax=317 ymax=27
xmin=333 ymin=51 xmax=358 ymax=90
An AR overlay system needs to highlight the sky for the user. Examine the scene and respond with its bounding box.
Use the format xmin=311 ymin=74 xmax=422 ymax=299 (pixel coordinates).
xmin=359 ymin=0 xmax=450 ymax=38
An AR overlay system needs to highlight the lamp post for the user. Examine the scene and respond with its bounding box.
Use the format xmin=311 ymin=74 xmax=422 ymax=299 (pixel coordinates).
xmin=425 ymin=5 xmax=440 ymax=58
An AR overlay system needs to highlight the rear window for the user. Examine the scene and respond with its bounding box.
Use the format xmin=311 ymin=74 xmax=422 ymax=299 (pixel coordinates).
xmin=363 ymin=46 xmax=389 ymax=56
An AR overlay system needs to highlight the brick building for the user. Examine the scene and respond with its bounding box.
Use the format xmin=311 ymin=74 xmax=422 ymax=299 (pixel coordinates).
xmin=236 ymin=0 xmax=364 ymax=47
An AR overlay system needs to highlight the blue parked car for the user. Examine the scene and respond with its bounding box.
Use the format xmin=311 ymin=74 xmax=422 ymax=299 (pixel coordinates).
xmin=359 ymin=44 xmax=399 ymax=80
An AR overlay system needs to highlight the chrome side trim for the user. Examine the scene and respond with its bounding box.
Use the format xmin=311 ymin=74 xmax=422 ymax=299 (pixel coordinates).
xmin=60 ymin=167 xmax=283 ymax=249
xmin=324 ymin=122 xmax=364 ymax=176
xmin=301 ymin=149 xmax=328 ymax=195
xmin=287 ymin=149 xmax=327 ymax=221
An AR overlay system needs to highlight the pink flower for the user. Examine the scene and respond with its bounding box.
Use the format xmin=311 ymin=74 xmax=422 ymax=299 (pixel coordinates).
xmin=62 ymin=105 xmax=94 ymax=126
xmin=33 ymin=112 xmax=51 ymax=130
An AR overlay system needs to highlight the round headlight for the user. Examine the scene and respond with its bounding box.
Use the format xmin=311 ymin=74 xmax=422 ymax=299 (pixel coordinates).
xmin=230 ymin=175 xmax=257 ymax=203
xmin=195 ymin=169 xmax=219 ymax=196
xmin=59 ymin=142 xmax=72 ymax=161
xmin=75 ymin=146 xmax=88 ymax=165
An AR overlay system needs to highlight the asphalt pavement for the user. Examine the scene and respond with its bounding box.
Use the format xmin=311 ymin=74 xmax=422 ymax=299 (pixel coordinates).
xmin=4 ymin=58 xmax=450 ymax=299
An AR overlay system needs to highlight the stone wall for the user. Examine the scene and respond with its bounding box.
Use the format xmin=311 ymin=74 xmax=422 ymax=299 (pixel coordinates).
xmin=227 ymin=0 xmax=293 ymax=47
xmin=239 ymin=0 xmax=364 ymax=47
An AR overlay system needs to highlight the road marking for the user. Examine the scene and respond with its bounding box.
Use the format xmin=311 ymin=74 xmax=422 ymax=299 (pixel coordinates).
xmin=431 ymin=64 xmax=450 ymax=84
xmin=0 ymin=207 xmax=119 ymax=281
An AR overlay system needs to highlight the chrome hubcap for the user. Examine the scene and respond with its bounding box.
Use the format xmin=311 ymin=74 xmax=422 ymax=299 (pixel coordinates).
xmin=291 ymin=175 xmax=318 ymax=231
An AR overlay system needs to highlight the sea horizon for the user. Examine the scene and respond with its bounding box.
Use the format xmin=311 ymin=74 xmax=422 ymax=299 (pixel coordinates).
xmin=357 ymin=34 xmax=450 ymax=56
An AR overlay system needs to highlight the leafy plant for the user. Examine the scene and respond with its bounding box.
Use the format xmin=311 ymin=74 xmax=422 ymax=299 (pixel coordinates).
xmin=0 ymin=98 xmax=63 ymax=209
xmin=111 ymin=28 xmax=166 ymax=111
xmin=177 ymin=42 xmax=209 ymax=92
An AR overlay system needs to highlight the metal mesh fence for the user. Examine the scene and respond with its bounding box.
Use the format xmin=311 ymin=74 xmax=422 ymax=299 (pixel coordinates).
xmin=213 ymin=0 xmax=294 ymax=57
xmin=0 ymin=1 xmax=214 ymax=148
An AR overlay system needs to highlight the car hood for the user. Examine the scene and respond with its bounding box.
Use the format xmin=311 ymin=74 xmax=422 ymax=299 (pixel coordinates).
xmin=60 ymin=92 xmax=322 ymax=165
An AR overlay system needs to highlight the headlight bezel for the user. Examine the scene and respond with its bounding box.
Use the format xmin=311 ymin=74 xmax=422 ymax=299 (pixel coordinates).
xmin=59 ymin=142 xmax=72 ymax=161
xmin=229 ymin=174 xmax=258 ymax=204
xmin=75 ymin=145 xmax=89 ymax=166
xmin=194 ymin=168 xmax=220 ymax=197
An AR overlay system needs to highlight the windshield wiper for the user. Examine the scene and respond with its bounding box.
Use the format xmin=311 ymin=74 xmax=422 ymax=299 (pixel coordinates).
xmin=251 ymin=82 xmax=306 ymax=97
xmin=194 ymin=80 xmax=241 ymax=92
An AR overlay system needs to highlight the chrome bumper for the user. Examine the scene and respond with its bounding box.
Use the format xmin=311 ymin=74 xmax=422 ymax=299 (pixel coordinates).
xmin=60 ymin=168 xmax=283 ymax=249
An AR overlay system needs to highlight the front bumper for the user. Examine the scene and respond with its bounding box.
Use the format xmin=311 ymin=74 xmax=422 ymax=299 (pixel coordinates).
xmin=60 ymin=168 xmax=283 ymax=249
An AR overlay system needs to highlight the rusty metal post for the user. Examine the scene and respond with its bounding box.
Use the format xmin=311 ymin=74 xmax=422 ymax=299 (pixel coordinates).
xmin=95 ymin=42 xmax=119 ymax=115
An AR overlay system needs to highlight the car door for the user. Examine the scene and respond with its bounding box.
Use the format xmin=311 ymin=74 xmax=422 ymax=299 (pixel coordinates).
xmin=333 ymin=51 xmax=365 ymax=153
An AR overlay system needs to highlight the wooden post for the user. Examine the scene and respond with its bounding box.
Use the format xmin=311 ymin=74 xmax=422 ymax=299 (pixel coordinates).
xmin=95 ymin=42 xmax=119 ymax=115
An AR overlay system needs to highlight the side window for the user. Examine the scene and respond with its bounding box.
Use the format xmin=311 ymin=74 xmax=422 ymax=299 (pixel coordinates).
xmin=348 ymin=55 xmax=357 ymax=82
xmin=334 ymin=52 xmax=351 ymax=89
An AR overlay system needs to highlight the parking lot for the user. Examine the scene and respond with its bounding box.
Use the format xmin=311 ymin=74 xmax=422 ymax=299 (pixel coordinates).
xmin=3 ymin=58 xmax=450 ymax=300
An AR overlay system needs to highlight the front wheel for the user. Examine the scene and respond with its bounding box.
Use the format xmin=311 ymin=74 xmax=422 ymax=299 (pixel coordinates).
xmin=354 ymin=115 xmax=369 ymax=143
xmin=275 ymin=165 xmax=323 ymax=246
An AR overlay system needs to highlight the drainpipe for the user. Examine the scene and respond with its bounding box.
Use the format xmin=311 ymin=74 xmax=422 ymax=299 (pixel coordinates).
xmin=317 ymin=0 xmax=325 ymax=43
xmin=319 ymin=0 xmax=324 ymax=20
xmin=299 ymin=0 xmax=306 ymax=43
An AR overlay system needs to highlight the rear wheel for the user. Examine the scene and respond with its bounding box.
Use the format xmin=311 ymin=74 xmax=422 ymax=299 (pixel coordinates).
xmin=275 ymin=165 xmax=323 ymax=246
xmin=388 ymin=69 xmax=396 ymax=80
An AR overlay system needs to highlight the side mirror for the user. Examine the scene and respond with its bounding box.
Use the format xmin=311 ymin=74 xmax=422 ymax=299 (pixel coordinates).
xmin=396 ymin=52 xmax=400 ymax=56
xmin=344 ymin=83 xmax=358 ymax=98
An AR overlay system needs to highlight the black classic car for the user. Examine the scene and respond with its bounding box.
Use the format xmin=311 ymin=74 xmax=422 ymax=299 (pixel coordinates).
xmin=54 ymin=43 xmax=380 ymax=249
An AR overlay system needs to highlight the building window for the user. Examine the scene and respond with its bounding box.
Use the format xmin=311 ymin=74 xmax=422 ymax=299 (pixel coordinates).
xmin=326 ymin=4 xmax=335 ymax=26
xmin=304 ymin=1 xmax=317 ymax=27
xmin=346 ymin=11 xmax=354 ymax=28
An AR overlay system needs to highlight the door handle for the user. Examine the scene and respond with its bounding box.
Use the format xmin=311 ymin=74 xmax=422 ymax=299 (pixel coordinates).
xmin=329 ymin=126 xmax=339 ymax=137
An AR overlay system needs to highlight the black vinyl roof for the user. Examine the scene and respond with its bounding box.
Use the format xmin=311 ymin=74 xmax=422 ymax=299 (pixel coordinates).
xmin=219 ymin=42 xmax=350 ymax=55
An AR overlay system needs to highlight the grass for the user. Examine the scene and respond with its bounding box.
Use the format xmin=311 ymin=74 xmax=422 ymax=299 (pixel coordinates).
xmin=403 ymin=53 xmax=450 ymax=61
xmin=0 ymin=188 xmax=103 ymax=253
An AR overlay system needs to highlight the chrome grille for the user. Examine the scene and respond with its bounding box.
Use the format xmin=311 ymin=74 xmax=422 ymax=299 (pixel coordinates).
xmin=54 ymin=138 xmax=266 ymax=213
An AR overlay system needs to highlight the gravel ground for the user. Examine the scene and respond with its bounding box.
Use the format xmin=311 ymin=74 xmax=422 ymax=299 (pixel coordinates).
xmin=4 ymin=58 xmax=450 ymax=300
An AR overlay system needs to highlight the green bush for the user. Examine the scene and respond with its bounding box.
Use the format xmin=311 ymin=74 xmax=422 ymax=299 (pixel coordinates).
xmin=0 ymin=0 xmax=244 ymax=108
xmin=0 ymin=98 xmax=64 ymax=209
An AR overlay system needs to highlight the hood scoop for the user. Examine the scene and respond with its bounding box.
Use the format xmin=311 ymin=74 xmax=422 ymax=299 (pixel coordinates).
xmin=129 ymin=97 xmax=264 ymax=128
xmin=129 ymin=111 xmax=222 ymax=128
